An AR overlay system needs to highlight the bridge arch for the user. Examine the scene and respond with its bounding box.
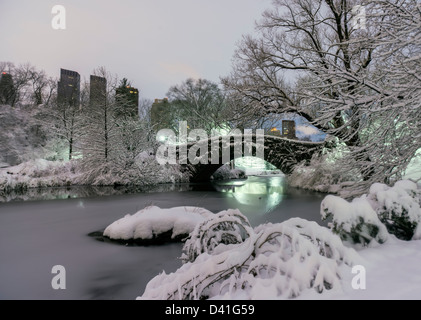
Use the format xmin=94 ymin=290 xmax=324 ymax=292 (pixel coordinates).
xmin=176 ymin=134 xmax=324 ymax=182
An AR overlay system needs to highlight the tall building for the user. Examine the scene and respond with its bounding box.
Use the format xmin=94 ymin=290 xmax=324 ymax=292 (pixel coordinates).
xmin=151 ymin=98 xmax=171 ymax=131
xmin=0 ymin=72 xmax=15 ymax=105
xmin=57 ymin=69 xmax=80 ymax=106
xmin=282 ymin=120 xmax=296 ymax=139
xmin=89 ymin=75 xmax=107 ymax=107
xmin=115 ymin=83 xmax=139 ymax=118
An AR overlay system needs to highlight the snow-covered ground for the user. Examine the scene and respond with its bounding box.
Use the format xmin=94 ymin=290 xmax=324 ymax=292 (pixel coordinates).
xmin=308 ymin=238 xmax=421 ymax=300
xmin=138 ymin=179 xmax=421 ymax=300
xmin=139 ymin=216 xmax=421 ymax=300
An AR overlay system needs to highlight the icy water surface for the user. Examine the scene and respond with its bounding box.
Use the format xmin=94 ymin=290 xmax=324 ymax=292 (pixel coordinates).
xmin=0 ymin=176 xmax=327 ymax=299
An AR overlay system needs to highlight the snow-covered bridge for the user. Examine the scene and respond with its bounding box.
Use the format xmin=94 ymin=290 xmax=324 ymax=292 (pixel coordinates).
xmin=175 ymin=134 xmax=325 ymax=182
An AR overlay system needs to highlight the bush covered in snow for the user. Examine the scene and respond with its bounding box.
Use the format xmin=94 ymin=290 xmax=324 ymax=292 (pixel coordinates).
xmin=103 ymin=206 xmax=213 ymax=244
xmin=287 ymin=138 xmax=361 ymax=195
xmin=211 ymin=164 xmax=247 ymax=181
xmin=139 ymin=211 xmax=359 ymax=300
xmin=367 ymin=181 xmax=421 ymax=241
xmin=321 ymin=180 xmax=421 ymax=244
xmin=321 ymin=196 xmax=389 ymax=246
xmin=76 ymin=153 xmax=188 ymax=187
xmin=181 ymin=210 xmax=253 ymax=263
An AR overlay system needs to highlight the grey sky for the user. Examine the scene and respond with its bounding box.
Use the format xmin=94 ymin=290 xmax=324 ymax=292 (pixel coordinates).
xmin=0 ymin=0 xmax=270 ymax=100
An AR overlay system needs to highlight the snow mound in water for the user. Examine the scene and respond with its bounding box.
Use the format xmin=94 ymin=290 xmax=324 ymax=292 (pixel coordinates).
xmin=103 ymin=206 xmax=213 ymax=241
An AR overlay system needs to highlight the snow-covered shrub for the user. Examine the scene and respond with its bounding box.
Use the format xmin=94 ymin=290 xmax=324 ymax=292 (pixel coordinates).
xmin=181 ymin=209 xmax=253 ymax=263
xmin=367 ymin=181 xmax=421 ymax=241
xmin=76 ymin=154 xmax=188 ymax=187
xmin=139 ymin=211 xmax=359 ymax=300
xmin=321 ymin=195 xmax=389 ymax=246
xmin=321 ymin=180 xmax=421 ymax=244
xmin=103 ymin=206 xmax=213 ymax=243
xmin=287 ymin=138 xmax=360 ymax=195
xmin=211 ymin=164 xmax=247 ymax=181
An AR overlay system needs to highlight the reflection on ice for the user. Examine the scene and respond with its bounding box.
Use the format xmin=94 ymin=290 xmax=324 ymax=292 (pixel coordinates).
xmin=212 ymin=176 xmax=286 ymax=213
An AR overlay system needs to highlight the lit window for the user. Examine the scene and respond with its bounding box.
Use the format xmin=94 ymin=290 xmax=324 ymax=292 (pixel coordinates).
xmin=130 ymin=91 xmax=134 ymax=93
xmin=68 ymin=84 xmax=73 ymax=87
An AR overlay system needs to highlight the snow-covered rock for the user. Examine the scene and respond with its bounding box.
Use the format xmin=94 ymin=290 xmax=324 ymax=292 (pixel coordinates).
xmin=103 ymin=206 xmax=214 ymax=243
xmin=211 ymin=164 xmax=247 ymax=181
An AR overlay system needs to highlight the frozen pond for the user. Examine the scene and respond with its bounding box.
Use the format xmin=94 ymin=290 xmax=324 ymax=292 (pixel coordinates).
xmin=0 ymin=176 xmax=327 ymax=300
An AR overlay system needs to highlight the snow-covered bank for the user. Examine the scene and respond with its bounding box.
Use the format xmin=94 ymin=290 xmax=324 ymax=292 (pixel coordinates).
xmin=103 ymin=206 xmax=213 ymax=244
xmin=0 ymin=159 xmax=79 ymax=191
xmin=0 ymin=158 xmax=189 ymax=200
xmin=288 ymin=147 xmax=421 ymax=196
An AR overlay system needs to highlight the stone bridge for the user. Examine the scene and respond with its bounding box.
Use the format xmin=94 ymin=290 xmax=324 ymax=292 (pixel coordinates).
xmin=175 ymin=134 xmax=325 ymax=182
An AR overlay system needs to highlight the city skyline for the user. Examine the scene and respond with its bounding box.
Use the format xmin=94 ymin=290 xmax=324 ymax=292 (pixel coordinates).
xmin=0 ymin=0 xmax=270 ymax=100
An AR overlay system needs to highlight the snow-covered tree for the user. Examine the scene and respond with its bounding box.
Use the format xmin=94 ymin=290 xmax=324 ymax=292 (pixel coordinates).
xmin=38 ymin=81 xmax=87 ymax=161
xmin=78 ymin=68 xmax=162 ymax=185
xmin=167 ymin=78 xmax=229 ymax=134
xmin=78 ymin=67 xmax=118 ymax=174
xmin=223 ymin=0 xmax=421 ymax=194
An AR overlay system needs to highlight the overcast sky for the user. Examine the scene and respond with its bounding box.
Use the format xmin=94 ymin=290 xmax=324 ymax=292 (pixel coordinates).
xmin=0 ymin=0 xmax=270 ymax=100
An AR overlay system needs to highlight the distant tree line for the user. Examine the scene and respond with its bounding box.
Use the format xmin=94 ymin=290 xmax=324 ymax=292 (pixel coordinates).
xmin=0 ymin=62 xmax=56 ymax=107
